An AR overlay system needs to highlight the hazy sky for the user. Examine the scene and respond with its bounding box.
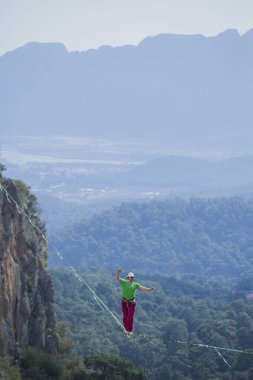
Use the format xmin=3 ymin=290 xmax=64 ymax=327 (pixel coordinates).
xmin=1 ymin=0 xmax=253 ymax=56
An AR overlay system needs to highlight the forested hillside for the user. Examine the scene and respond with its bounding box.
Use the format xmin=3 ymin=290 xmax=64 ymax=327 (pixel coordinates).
xmin=52 ymin=197 xmax=253 ymax=279
xmin=50 ymin=267 xmax=253 ymax=379
xmin=49 ymin=197 xmax=253 ymax=378
xmin=1 ymin=169 xmax=253 ymax=378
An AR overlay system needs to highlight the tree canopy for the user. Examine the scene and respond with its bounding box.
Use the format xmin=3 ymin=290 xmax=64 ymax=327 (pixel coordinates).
xmin=50 ymin=267 xmax=253 ymax=379
xmin=52 ymin=197 xmax=253 ymax=280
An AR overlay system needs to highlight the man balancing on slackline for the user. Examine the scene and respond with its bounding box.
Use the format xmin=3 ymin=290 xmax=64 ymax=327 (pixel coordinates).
xmin=116 ymin=268 xmax=155 ymax=335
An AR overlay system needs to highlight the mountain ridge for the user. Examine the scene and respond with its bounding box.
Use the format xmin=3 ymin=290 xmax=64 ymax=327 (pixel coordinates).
xmin=2 ymin=28 xmax=252 ymax=58
xmin=1 ymin=28 xmax=253 ymax=152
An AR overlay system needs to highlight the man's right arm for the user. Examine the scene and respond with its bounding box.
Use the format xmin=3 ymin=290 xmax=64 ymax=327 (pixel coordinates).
xmin=116 ymin=268 xmax=123 ymax=282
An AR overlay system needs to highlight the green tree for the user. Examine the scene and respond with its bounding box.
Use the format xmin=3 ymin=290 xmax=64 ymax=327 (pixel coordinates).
xmin=0 ymin=356 xmax=21 ymax=380
xmin=0 ymin=162 xmax=6 ymax=178
xmin=20 ymin=348 xmax=63 ymax=380
xmin=83 ymin=354 xmax=148 ymax=379
xmin=57 ymin=321 xmax=75 ymax=359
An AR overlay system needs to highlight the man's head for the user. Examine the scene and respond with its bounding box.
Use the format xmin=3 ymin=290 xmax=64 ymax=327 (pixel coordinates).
xmin=127 ymin=272 xmax=134 ymax=282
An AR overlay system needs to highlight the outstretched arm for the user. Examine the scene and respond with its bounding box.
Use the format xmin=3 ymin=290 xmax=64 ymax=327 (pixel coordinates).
xmin=139 ymin=285 xmax=155 ymax=292
xmin=116 ymin=268 xmax=123 ymax=283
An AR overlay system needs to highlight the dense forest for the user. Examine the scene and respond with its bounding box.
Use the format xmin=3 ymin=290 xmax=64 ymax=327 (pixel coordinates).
xmin=52 ymin=197 xmax=253 ymax=280
xmin=1 ymin=179 xmax=253 ymax=379
xmin=48 ymin=196 xmax=253 ymax=378
xmin=49 ymin=267 xmax=253 ymax=379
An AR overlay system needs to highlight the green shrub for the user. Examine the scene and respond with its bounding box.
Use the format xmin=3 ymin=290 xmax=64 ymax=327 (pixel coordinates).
xmin=20 ymin=348 xmax=62 ymax=380
xmin=0 ymin=356 xmax=21 ymax=380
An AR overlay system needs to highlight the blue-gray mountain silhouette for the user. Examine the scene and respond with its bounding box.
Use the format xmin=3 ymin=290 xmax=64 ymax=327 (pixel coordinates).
xmin=1 ymin=29 xmax=253 ymax=151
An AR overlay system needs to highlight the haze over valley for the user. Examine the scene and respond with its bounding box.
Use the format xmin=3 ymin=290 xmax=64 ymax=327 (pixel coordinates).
xmin=2 ymin=133 xmax=253 ymax=233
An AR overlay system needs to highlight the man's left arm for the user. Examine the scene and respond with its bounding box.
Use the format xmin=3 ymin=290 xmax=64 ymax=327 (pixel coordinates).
xmin=139 ymin=285 xmax=155 ymax=292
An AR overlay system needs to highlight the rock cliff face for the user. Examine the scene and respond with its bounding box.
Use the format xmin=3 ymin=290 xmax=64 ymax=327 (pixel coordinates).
xmin=0 ymin=177 xmax=58 ymax=356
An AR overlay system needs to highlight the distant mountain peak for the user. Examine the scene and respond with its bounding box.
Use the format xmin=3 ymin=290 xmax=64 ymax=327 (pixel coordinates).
xmin=216 ymin=28 xmax=241 ymax=38
xmin=138 ymin=32 xmax=206 ymax=47
xmin=3 ymin=41 xmax=68 ymax=59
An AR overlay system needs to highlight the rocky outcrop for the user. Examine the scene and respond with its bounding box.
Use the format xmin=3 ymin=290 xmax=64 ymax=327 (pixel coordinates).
xmin=0 ymin=177 xmax=58 ymax=356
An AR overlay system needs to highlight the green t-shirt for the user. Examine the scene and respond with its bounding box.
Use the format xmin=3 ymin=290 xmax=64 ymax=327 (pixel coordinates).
xmin=121 ymin=279 xmax=140 ymax=301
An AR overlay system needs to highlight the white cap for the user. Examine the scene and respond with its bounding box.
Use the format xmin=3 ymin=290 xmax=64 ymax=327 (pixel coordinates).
xmin=127 ymin=272 xmax=135 ymax=278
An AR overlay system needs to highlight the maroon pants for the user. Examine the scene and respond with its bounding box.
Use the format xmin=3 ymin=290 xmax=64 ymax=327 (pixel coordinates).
xmin=121 ymin=300 xmax=136 ymax=332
